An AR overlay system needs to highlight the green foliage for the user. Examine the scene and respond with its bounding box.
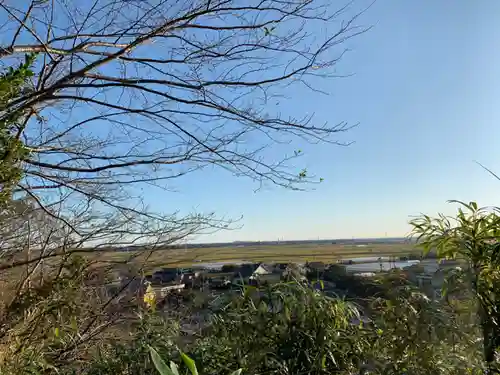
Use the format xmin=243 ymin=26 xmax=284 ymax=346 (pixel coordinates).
xmin=281 ymin=263 xmax=306 ymax=282
xmin=83 ymin=312 xmax=179 ymax=375
xmin=410 ymin=201 xmax=500 ymax=262
xmin=410 ymin=201 xmax=500 ymax=373
xmin=191 ymin=282 xmax=369 ymax=375
xmin=0 ymin=256 xmax=91 ymax=374
xmin=368 ymin=286 xmax=483 ymax=374
xmin=35 ymin=276 xmax=485 ymax=375
xmin=150 ymin=346 xmax=179 ymax=375
xmin=180 ymin=352 xmax=199 ymax=375
xmin=0 ymin=54 xmax=36 ymax=205
xmin=150 ymin=347 xmax=242 ymax=375
xmin=181 ymin=280 xmax=483 ymax=375
xmin=263 ymin=26 xmax=276 ymax=36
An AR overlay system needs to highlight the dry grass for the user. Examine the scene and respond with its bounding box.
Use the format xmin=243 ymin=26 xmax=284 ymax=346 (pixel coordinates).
xmin=94 ymin=242 xmax=419 ymax=272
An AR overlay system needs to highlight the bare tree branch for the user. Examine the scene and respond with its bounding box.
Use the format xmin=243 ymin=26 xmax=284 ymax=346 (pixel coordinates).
xmin=0 ymin=0 xmax=368 ymax=251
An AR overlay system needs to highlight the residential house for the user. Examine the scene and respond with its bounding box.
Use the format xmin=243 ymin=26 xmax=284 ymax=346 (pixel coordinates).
xmin=253 ymin=263 xmax=273 ymax=275
xmin=152 ymin=268 xmax=179 ymax=284
xmin=247 ymin=263 xmax=279 ymax=285
xmin=404 ymin=263 xmax=446 ymax=299
xmin=234 ymin=263 xmax=259 ymax=278
xmin=306 ymin=261 xmax=326 ymax=271
xmin=273 ymin=263 xmax=289 ymax=272
xmin=178 ymin=271 xmax=203 ymax=287
xmin=159 ymin=283 xmax=186 ymax=297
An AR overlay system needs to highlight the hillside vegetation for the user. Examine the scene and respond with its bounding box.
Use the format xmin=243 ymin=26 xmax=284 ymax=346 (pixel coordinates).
xmin=1 ymin=202 xmax=499 ymax=374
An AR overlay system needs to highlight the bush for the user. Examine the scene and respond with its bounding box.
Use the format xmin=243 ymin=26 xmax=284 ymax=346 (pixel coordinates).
xmin=150 ymin=347 xmax=242 ymax=375
xmin=187 ymin=281 xmax=483 ymax=375
xmin=38 ymin=277 xmax=484 ymax=375
xmin=81 ymin=312 xmax=180 ymax=375
xmin=190 ymin=282 xmax=369 ymax=375
xmin=3 ymin=263 xmax=484 ymax=375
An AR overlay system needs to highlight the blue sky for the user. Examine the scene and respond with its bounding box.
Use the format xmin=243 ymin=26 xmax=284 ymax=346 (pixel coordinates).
xmin=166 ymin=0 xmax=500 ymax=243
xmin=10 ymin=1 xmax=499 ymax=243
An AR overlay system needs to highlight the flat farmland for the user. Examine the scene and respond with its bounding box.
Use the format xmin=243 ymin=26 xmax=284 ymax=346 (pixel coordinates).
xmin=98 ymin=242 xmax=420 ymax=270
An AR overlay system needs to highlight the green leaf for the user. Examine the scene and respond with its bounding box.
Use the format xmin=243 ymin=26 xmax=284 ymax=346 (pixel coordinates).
xmin=70 ymin=316 xmax=78 ymax=331
xmin=54 ymin=327 xmax=59 ymax=338
xmin=149 ymin=346 xmax=176 ymax=375
xmin=169 ymin=361 xmax=180 ymax=375
xmin=229 ymin=370 xmax=243 ymax=375
xmin=180 ymin=352 xmax=199 ymax=375
xmin=263 ymin=26 xmax=276 ymax=36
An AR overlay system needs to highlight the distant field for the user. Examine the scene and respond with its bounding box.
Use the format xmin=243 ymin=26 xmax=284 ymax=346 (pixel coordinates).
xmin=97 ymin=242 xmax=420 ymax=271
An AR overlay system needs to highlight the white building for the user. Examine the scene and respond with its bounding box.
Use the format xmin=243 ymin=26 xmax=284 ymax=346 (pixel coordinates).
xmin=253 ymin=264 xmax=273 ymax=276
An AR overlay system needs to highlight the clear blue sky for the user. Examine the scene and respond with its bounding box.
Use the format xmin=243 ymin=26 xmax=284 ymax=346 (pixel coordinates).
xmin=16 ymin=0 xmax=496 ymax=244
xmin=146 ymin=0 xmax=500 ymax=243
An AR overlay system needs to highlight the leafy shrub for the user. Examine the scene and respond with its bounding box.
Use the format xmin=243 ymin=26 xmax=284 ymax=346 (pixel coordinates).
xmin=190 ymin=282 xmax=369 ymax=375
xmin=82 ymin=312 xmax=179 ymax=375
xmin=150 ymin=346 xmax=242 ymax=375
xmin=367 ymin=286 xmax=484 ymax=374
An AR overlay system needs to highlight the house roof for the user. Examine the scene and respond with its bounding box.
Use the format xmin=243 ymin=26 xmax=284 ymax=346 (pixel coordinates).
xmin=160 ymin=267 xmax=178 ymax=274
xmin=254 ymin=263 xmax=274 ymax=274
xmin=274 ymin=263 xmax=289 ymax=269
xmin=233 ymin=263 xmax=259 ymax=277
xmin=306 ymin=261 xmax=326 ymax=270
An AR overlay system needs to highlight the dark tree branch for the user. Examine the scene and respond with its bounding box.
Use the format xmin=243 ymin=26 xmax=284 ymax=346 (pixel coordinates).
xmin=0 ymin=0 xmax=368 ymax=244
